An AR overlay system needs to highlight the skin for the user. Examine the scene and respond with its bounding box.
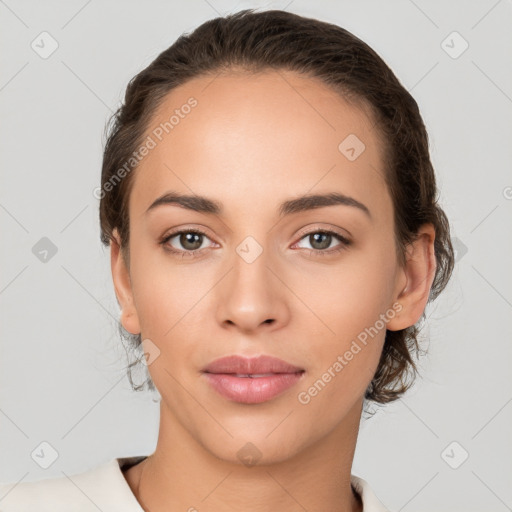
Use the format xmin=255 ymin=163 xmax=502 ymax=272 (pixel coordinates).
xmin=111 ymin=69 xmax=436 ymax=512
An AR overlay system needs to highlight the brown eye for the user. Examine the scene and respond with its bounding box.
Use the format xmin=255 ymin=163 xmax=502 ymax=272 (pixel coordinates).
xmin=177 ymin=232 xmax=204 ymax=251
xmin=161 ymin=229 xmax=212 ymax=254
xmin=309 ymin=232 xmax=333 ymax=250
xmin=294 ymin=230 xmax=351 ymax=257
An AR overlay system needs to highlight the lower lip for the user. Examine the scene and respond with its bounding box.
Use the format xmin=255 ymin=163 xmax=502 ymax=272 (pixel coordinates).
xmin=202 ymin=372 xmax=305 ymax=404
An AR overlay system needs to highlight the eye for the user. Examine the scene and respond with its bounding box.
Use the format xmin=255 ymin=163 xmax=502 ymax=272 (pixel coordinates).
xmin=160 ymin=228 xmax=215 ymax=257
xmin=159 ymin=227 xmax=351 ymax=259
xmin=293 ymin=230 xmax=351 ymax=256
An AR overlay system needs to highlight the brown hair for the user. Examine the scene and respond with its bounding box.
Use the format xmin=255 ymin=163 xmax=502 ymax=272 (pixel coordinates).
xmin=99 ymin=9 xmax=454 ymax=403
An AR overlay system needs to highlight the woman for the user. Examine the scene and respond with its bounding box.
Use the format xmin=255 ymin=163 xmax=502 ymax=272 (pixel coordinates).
xmin=0 ymin=8 xmax=453 ymax=511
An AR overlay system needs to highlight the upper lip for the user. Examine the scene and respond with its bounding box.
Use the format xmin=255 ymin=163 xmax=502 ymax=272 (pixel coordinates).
xmin=202 ymin=355 xmax=304 ymax=374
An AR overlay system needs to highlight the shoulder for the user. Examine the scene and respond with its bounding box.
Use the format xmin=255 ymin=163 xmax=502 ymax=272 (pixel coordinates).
xmin=0 ymin=462 xmax=388 ymax=512
xmin=351 ymin=475 xmax=391 ymax=512
xmin=0 ymin=457 xmax=146 ymax=512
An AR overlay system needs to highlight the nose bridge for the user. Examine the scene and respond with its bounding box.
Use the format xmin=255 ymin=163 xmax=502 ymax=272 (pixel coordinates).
xmin=216 ymin=233 xmax=289 ymax=331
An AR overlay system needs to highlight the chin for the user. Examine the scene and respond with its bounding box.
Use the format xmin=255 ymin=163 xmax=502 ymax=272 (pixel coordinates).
xmin=197 ymin=423 xmax=313 ymax=468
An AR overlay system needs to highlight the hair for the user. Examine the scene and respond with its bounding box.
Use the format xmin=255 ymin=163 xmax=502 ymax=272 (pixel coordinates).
xmin=99 ymin=9 xmax=454 ymax=404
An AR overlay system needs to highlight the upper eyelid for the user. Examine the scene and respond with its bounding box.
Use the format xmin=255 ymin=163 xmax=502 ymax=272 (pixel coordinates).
xmin=163 ymin=226 xmax=214 ymax=240
xmin=294 ymin=225 xmax=350 ymax=240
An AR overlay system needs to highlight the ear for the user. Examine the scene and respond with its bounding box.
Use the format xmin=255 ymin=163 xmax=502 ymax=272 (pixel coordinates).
xmin=386 ymin=223 xmax=437 ymax=331
xmin=111 ymin=228 xmax=141 ymax=335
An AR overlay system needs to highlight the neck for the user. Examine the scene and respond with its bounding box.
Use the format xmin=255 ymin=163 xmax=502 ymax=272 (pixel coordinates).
xmin=130 ymin=398 xmax=364 ymax=512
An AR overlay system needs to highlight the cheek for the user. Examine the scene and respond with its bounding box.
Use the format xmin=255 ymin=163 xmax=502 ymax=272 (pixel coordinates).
xmin=128 ymin=239 xmax=214 ymax=337
xmin=293 ymin=239 xmax=398 ymax=337
xmin=294 ymin=275 xmax=388 ymax=417
xmin=289 ymin=242 xmax=397 ymax=399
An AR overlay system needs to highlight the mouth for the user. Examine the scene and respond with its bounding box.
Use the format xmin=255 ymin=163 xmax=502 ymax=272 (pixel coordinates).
xmin=201 ymin=355 xmax=305 ymax=404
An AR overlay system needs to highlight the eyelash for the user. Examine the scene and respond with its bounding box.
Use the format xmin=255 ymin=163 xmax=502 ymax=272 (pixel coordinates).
xmin=159 ymin=228 xmax=351 ymax=259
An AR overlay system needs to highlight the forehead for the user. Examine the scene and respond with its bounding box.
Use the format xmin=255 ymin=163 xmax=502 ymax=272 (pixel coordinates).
xmin=129 ymin=69 xmax=388 ymax=221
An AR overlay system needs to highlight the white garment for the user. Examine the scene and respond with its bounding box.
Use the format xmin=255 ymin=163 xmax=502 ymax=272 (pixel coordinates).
xmin=0 ymin=456 xmax=390 ymax=511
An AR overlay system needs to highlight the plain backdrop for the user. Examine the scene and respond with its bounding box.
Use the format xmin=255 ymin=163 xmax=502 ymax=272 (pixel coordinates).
xmin=1 ymin=1 xmax=511 ymax=511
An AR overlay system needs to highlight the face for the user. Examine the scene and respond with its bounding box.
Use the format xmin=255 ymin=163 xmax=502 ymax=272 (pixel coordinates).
xmin=111 ymin=69 xmax=424 ymax=465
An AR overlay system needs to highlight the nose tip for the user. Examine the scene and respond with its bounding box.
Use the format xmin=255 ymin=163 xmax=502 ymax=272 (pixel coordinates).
xmin=217 ymin=259 xmax=289 ymax=333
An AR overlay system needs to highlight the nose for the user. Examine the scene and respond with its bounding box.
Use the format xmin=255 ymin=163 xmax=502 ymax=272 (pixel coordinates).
xmin=215 ymin=248 xmax=291 ymax=334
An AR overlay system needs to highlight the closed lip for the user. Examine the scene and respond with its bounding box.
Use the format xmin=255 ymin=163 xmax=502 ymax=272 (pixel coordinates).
xmin=201 ymin=355 xmax=304 ymax=375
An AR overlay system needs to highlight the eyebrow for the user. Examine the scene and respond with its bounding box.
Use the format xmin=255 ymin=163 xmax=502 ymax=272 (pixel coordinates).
xmin=145 ymin=191 xmax=371 ymax=219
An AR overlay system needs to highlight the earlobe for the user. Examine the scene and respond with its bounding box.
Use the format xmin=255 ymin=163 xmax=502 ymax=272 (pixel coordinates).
xmin=386 ymin=224 xmax=437 ymax=332
xmin=110 ymin=229 xmax=141 ymax=335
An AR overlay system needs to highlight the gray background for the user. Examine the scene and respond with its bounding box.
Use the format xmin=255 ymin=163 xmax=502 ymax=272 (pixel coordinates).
xmin=1 ymin=1 xmax=511 ymax=511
